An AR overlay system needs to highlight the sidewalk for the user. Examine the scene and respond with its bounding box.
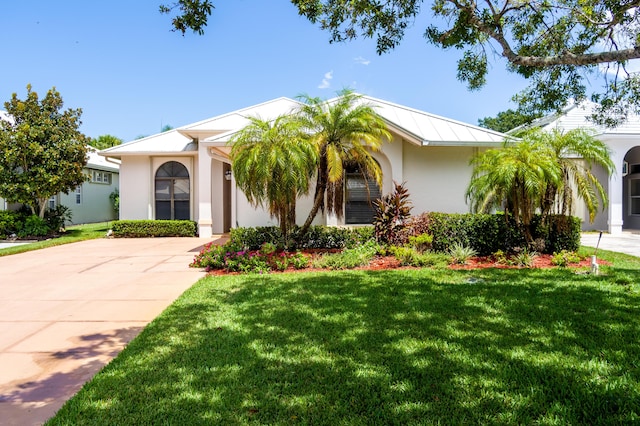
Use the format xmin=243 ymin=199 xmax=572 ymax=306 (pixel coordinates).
xmin=0 ymin=237 xmax=224 ymax=425
xmin=581 ymin=232 xmax=640 ymax=258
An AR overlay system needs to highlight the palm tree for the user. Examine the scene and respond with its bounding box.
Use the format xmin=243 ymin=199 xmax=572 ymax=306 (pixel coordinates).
xmin=229 ymin=115 xmax=317 ymax=242
xmin=466 ymin=137 xmax=561 ymax=241
xmin=295 ymin=89 xmax=391 ymax=236
xmin=527 ymin=128 xmax=614 ymax=222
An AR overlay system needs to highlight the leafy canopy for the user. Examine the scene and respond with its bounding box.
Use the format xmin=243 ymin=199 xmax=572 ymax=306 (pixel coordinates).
xmin=90 ymin=134 xmax=122 ymax=150
xmin=162 ymin=0 xmax=640 ymax=126
xmin=0 ymin=85 xmax=89 ymax=218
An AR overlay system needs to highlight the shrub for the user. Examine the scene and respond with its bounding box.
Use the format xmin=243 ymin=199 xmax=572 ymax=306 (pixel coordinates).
xmin=390 ymin=246 xmax=448 ymax=268
xmin=229 ymin=225 xmax=375 ymax=251
xmin=19 ymin=215 xmax=49 ymax=238
xmin=373 ymin=182 xmax=412 ymax=245
xmin=312 ymin=240 xmax=380 ymax=270
xmin=0 ymin=210 xmax=22 ymax=239
xmin=513 ymin=249 xmax=537 ymax=268
xmin=448 ymin=243 xmax=478 ymax=265
xmin=112 ymin=220 xmax=197 ymax=237
xmin=408 ymin=233 xmax=433 ymax=253
xmin=422 ymin=212 xmax=579 ymax=255
xmin=45 ymin=205 xmax=72 ymax=231
xmin=551 ymin=250 xmax=582 ymax=267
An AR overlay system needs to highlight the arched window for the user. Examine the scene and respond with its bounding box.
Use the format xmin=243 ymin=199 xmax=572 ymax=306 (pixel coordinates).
xmin=155 ymin=161 xmax=190 ymax=220
xmin=345 ymin=163 xmax=381 ymax=224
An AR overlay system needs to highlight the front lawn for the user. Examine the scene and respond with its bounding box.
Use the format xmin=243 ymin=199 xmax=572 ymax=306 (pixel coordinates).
xmin=47 ymin=250 xmax=640 ymax=425
xmin=0 ymin=222 xmax=110 ymax=257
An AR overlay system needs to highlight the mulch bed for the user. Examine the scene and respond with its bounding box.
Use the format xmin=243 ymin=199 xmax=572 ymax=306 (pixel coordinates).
xmin=206 ymin=252 xmax=610 ymax=275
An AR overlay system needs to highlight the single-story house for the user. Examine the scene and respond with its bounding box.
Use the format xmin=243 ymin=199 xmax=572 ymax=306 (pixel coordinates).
xmin=535 ymin=102 xmax=640 ymax=233
xmin=100 ymin=95 xmax=636 ymax=237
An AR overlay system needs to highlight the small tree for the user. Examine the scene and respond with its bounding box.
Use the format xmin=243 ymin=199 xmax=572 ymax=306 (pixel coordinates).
xmin=230 ymin=115 xmax=317 ymax=242
xmin=0 ymin=85 xmax=89 ymax=218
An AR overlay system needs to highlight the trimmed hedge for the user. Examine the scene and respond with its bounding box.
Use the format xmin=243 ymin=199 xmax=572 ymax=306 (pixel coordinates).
xmin=111 ymin=220 xmax=197 ymax=237
xmin=426 ymin=212 xmax=580 ymax=255
xmin=230 ymin=225 xmax=375 ymax=250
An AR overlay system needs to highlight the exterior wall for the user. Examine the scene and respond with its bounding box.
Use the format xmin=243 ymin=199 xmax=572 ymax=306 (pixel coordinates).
xmin=59 ymin=169 xmax=119 ymax=224
xmin=403 ymin=143 xmax=476 ymax=215
xmin=119 ymin=157 xmax=152 ymax=220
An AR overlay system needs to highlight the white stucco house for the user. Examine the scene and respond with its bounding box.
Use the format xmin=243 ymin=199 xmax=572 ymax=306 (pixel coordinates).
xmin=101 ymin=95 xmax=510 ymax=238
xmin=535 ymin=102 xmax=640 ymax=234
xmin=100 ymin=94 xmax=638 ymax=238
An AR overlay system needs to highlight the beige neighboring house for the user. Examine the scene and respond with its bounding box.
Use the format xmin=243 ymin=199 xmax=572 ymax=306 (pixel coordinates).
xmin=101 ymin=95 xmax=510 ymax=238
xmin=535 ymin=102 xmax=640 ymax=234
xmin=1 ymin=110 xmax=120 ymax=224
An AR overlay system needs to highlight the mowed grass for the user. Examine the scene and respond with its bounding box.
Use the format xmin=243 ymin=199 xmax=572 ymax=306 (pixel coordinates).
xmin=48 ymin=249 xmax=640 ymax=425
xmin=0 ymin=222 xmax=110 ymax=257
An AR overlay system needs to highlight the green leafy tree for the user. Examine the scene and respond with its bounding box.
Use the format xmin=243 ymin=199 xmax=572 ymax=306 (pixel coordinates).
xmin=230 ymin=115 xmax=317 ymax=241
xmin=478 ymin=109 xmax=542 ymax=134
xmin=91 ymin=134 xmax=123 ymax=150
xmin=528 ymin=128 xmax=615 ymax=222
xmin=295 ymin=89 xmax=391 ymax=235
xmin=162 ymin=1 xmax=640 ymax=125
xmin=466 ymin=138 xmax=560 ymax=241
xmin=0 ymin=85 xmax=89 ymax=218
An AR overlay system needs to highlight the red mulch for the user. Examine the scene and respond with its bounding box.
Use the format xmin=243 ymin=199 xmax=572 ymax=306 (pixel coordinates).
xmin=206 ymin=252 xmax=610 ymax=276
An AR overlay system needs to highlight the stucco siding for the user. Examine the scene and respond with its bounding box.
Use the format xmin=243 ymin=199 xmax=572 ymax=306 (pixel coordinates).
xmin=59 ymin=174 xmax=119 ymax=224
xmin=403 ymin=143 xmax=475 ymax=215
xmin=120 ymin=157 xmax=152 ymax=220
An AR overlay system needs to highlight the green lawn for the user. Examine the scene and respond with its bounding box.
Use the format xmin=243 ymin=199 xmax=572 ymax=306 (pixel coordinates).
xmin=47 ymin=249 xmax=640 ymax=425
xmin=0 ymin=222 xmax=110 ymax=257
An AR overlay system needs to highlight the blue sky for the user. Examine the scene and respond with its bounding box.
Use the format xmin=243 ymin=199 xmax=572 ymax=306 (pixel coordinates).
xmin=1 ymin=1 xmax=530 ymax=142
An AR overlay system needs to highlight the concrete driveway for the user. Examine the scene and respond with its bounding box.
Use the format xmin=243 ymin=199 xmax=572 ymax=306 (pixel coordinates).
xmin=0 ymin=237 xmax=225 ymax=425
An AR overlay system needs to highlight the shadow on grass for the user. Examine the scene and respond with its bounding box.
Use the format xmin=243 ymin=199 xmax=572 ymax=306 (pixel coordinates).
xmin=48 ymin=269 xmax=640 ymax=425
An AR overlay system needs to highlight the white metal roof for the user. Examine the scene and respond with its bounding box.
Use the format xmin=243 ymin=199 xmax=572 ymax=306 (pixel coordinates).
xmin=534 ymin=101 xmax=640 ymax=135
xmin=102 ymin=94 xmax=508 ymax=159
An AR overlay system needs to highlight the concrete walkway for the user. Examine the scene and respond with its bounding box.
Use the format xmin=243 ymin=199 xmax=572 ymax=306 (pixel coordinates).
xmin=581 ymin=231 xmax=640 ymax=258
xmin=0 ymin=237 xmax=225 ymax=425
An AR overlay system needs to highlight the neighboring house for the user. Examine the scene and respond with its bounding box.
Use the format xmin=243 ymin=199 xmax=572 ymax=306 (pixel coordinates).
xmin=1 ymin=109 xmax=120 ymax=224
xmin=0 ymin=146 xmax=120 ymax=225
xmin=534 ymin=102 xmax=640 ymax=234
xmin=52 ymin=147 xmax=120 ymax=225
xmin=101 ymin=95 xmax=508 ymax=238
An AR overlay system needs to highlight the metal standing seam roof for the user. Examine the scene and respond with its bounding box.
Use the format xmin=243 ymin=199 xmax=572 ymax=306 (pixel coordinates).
xmin=101 ymin=94 xmax=509 ymax=158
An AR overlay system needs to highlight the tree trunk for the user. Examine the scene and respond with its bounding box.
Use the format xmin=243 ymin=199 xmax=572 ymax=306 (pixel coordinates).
xmin=37 ymin=198 xmax=48 ymax=219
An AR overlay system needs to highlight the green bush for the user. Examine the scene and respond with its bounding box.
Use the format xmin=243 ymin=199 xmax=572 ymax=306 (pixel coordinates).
xmin=111 ymin=220 xmax=197 ymax=237
xmin=408 ymin=233 xmax=433 ymax=253
xmin=311 ymin=240 xmax=380 ymax=270
xmin=422 ymin=212 xmax=579 ymax=255
xmin=390 ymin=246 xmax=448 ymax=268
xmin=19 ymin=215 xmax=49 ymax=238
xmin=0 ymin=210 xmax=22 ymax=238
xmin=229 ymin=225 xmax=375 ymax=251
xmin=448 ymin=243 xmax=478 ymax=265
xmin=45 ymin=205 xmax=72 ymax=231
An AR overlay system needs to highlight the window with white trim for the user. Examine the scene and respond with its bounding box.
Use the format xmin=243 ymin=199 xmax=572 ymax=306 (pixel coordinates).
xmin=48 ymin=196 xmax=56 ymax=210
xmin=91 ymin=170 xmax=112 ymax=184
xmin=75 ymin=186 xmax=82 ymax=204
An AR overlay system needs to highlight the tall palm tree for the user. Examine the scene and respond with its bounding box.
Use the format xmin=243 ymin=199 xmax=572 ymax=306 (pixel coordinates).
xmin=466 ymin=138 xmax=561 ymax=241
xmin=527 ymin=128 xmax=614 ymax=222
xmin=295 ymin=89 xmax=391 ymax=236
xmin=229 ymin=115 xmax=317 ymax=241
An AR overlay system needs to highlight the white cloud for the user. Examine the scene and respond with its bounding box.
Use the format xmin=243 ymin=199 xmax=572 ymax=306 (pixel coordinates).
xmin=354 ymin=56 xmax=371 ymax=65
xmin=318 ymin=70 xmax=333 ymax=89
